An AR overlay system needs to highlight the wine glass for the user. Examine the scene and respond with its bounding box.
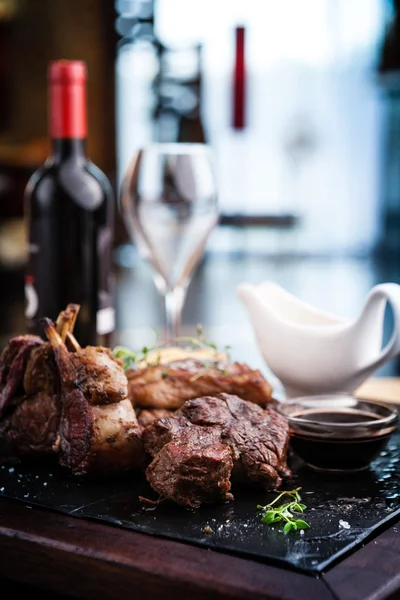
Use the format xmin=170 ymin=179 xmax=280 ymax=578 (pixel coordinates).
xmin=121 ymin=143 xmax=218 ymax=340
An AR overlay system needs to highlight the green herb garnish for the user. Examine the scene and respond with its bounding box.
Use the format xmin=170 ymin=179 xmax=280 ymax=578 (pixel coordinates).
xmin=113 ymin=347 xmax=138 ymax=370
xmin=257 ymin=488 xmax=310 ymax=534
xmin=112 ymin=345 xmax=161 ymax=370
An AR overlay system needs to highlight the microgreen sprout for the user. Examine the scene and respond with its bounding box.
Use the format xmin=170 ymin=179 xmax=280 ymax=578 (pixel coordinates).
xmin=257 ymin=488 xmax=310 ymax=534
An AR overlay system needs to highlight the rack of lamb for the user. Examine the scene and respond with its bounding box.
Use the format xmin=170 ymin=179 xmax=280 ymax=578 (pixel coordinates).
xmin=0 ymin=306 xmax=144 ymax=476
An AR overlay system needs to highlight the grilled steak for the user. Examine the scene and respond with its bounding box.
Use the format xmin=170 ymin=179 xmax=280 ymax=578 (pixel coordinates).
xmin=181 ymin=394 xmax=291 ymax=484
xmin=43 ymin=319 xmax=144 ymax=475
xmin=143 ymin=414 xmax=193 ymax=457
xmin=146 ymin=428 xmax=233 ymax=509
xmin=143 ymin=393 xmax=290 ymax=507
xmin=127 ymin=359 xmax=273 ymax=410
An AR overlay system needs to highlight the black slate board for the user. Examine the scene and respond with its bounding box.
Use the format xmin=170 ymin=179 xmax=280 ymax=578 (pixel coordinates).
xmin=1 ymin=434 xmax=400 ymax=575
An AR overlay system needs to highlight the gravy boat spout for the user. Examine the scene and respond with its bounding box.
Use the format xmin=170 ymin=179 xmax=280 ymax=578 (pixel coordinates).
xmin=237 ymin=281 xmax=400 ymax=399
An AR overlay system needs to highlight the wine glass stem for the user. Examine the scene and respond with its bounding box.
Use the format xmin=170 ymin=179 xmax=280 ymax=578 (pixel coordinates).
xmin=164 ymin=286 xmax=186 ymax=340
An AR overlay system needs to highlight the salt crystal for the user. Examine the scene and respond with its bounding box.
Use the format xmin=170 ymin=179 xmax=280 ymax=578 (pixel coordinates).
xmin=339 ymin=520 xmax=351 ymax=529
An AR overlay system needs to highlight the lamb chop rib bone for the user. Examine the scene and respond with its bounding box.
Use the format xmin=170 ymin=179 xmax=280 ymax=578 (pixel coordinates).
xmin=65 ymin=331 xmax=81 ymax=352
xmin=42 ymin=318 xmax=144 ymax=475
xmin=55 ymin=304 xmax=80 ymax=342
xmin=23 ymin=304 xmax=81 ymax=398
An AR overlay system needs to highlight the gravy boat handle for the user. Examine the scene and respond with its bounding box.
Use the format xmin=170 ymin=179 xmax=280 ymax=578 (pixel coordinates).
xmin=363 ymin=283 xmax=400 ymax=370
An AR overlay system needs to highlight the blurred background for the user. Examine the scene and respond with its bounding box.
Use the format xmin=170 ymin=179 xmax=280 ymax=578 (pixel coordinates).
xmin=1 ymin=0 xmax=400 ymax=375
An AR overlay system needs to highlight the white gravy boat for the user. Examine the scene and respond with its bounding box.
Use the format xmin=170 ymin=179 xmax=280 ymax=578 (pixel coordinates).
xmin=237 ymin=281 xmax=400 ymax=399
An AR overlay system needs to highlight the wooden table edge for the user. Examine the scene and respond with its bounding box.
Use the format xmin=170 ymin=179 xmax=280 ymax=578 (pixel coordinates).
xmin=0 ymin=498 xmax=333 ymax=600
xmin=2 ymin=497 xmax=400 ymax=600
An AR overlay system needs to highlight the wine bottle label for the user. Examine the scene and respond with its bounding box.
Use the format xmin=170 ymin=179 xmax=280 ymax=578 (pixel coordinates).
xmin=97 ymin=306 xmax=115 ymax=335
xmin=97 ymin=225 xmax=115 ymax=336
xmin=25 ymin=275 xmax=39 ymax=320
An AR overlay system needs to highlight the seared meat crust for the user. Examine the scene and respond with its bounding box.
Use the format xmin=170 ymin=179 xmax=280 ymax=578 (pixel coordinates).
xmin=3 ymin=392 xmax=59 ymax=456
xmin=24 ymin=344 xmax=58 ymax=396
xmin=128 ymin=359 xmax=273 ymax=410
xmin=146 ymin=428 xmax=233 ymax=509
xmin=0 ymin=335 xmax=43 ymax=419
xmin=57 ymin=346 xmax=128 ymax=405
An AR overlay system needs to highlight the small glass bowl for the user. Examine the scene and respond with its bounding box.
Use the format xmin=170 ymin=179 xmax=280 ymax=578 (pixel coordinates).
xmin=277 ymin=395 xmax=398 ymax=472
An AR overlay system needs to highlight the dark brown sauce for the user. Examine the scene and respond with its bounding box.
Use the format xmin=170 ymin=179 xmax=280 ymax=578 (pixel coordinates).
xmin=290 ymin=409 xmax=390 ymax=471
xmin=292 ymin=408 xmax=378 ymax=424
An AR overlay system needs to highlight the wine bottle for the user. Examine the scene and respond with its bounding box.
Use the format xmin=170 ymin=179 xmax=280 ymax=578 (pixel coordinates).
xmin=24 ymin=60 xmax=115 ymax=347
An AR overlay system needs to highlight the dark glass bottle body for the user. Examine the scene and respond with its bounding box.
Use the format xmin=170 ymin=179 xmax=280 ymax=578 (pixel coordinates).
xmin=25 ymin=138 xmax=114 ymax=347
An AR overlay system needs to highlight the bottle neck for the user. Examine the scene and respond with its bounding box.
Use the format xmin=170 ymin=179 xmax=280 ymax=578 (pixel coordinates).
xmin=49 ymin=79 xmax=87 ymax=140
xmin=51 ymin=138 xmax=87 ymax=161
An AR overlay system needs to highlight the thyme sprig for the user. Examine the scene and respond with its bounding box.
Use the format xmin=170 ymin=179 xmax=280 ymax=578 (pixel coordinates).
xmin=257 ymin=488 xmax=310 ymax=534
xmin=113 ymin=345 xmax=160 ymax=370
xmin=113 ymin=325 xmax=231 ymax=371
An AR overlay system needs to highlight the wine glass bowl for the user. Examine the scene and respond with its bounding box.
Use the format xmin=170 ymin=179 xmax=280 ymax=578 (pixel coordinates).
xmin=121 ymin=143 xmax=218 ymax=340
